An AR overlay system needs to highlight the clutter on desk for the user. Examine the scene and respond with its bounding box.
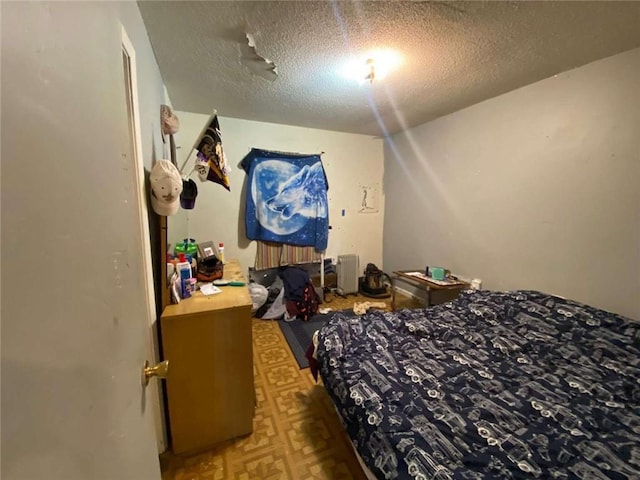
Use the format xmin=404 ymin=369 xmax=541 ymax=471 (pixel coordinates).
xmin=174 ymin=253 xmax=193 ymax=299
xmin=167 ymin=252 xmax=196 ymax=279
xmin=425 ymin=266 xmax=449 ymax=281
xmin=175 ymin=238 xmax=198 ymax=258
xmin=167 ymin=238 xmax=228 ymax=303
xmin=197 ymin=254 xmax=224 ymax=282
xmin=217 ymin=242 xmax=225 ymax=263
xmin=197 ymin=240 xmax=215 ymax=259
xmin=407 ymin=267 xmax=467 ymax=286
xmin=170 ymin=273 xmax=182 ymax=304
xmin=200 ymin=283 xmax=222 ymax=296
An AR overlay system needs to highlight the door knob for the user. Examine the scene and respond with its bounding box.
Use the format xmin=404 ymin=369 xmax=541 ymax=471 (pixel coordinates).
xmin=143 ymin=360 xmax=169 ymax=386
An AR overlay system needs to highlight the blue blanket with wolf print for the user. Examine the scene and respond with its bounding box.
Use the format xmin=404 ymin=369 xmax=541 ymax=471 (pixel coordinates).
xmin=241 ymin=148 xmax=329 ymax=250
xmin=318 ymin=289 xmax=640 ymax=480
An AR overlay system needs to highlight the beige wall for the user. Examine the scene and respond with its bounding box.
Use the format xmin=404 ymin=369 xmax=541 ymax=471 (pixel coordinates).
xmin=383 ymin=47 xmax=640 ymax=319
xmin=168 ymin=113 xmax=385 ymax=272
xmin=2 ymin=2 xmax=167 ymax=478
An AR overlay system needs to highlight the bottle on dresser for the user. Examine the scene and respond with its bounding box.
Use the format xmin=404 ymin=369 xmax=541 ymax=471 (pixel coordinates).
xmin=176 ymin=253 xmax=193 ymax=298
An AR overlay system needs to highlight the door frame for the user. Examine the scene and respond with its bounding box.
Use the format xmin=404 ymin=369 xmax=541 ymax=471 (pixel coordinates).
xmin=121 ymin=24 xmax=167 ymax=453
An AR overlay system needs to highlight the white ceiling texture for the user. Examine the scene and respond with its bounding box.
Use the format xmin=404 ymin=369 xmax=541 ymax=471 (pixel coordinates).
xmin=138 ymin=1 xmax=640 ymax=137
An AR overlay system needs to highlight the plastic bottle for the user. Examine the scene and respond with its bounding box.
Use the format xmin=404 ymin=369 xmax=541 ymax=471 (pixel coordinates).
xmin=217 ymin=242 xmax=225 ymax=263
xmin=181 ymin=278 xmax=191 ymax=298
xmin=176 ymin=253 xmax=192 ymax=281
xmin=174 ymin=238 xmax=197 ymax=258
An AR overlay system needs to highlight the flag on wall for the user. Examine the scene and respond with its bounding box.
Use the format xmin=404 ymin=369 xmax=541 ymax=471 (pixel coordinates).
xmin=241 ymin=148 xmax=329 ymax=250
xmin=193 ymin=114 xmax=231 ymax=191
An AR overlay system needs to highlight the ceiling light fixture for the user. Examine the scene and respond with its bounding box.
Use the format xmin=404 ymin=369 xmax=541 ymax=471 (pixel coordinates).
xmin=365 ymin=58 xmax=376 ymax=84
xmin=343 ymin=49 xmax=402 ymax=85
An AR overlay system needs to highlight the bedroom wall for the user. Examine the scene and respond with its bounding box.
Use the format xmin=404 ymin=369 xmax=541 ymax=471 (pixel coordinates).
xmin=2 ymin=1 xmax=168 ymax=478
xmin=383 ymin=47 xmax=640 ymax=319
xmin=168 ymin=113 xmax=385 ymax=272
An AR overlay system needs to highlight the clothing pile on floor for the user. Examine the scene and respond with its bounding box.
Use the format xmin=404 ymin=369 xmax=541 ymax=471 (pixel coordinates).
xmin=252 ymin=266 xmax=320 ymax=321
xmin=352 ymin=301 xmax=387 ymax=315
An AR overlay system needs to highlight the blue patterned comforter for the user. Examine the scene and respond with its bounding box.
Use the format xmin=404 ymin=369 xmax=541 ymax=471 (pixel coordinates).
xmin=317 ymin=290 xmax=640 ymax=479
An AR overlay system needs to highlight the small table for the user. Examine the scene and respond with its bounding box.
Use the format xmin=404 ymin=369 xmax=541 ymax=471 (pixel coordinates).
xmin=391 ymin=270 xmax=469 ymax=310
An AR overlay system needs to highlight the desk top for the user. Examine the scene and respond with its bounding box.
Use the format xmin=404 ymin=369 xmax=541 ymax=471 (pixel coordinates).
xmin=162 ymin=259 xmax=251 ymax=319
xmin=393 ymin=270 xmax=469 ymax=290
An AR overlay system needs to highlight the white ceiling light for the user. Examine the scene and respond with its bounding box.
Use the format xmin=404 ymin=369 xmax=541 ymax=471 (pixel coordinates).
xmin=344 ymin=49 xmax=402 ymax=85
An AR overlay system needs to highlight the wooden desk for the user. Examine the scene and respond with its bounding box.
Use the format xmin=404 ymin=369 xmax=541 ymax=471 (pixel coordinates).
xmin=161 ymin=259 xmax=254 ymax=454
xmin=391 ymin=270 xmax=469 ymax=310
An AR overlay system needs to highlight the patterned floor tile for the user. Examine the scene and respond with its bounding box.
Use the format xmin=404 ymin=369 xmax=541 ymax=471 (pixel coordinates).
xmin=253 ymin=331 xmax=281 ymax=348
xmin=282 ymin=415 xmax=336 ymax=456
xmin=291 ymin=453 xmax=368 ymax=480
xmin=252 ymin=319 xmax=276 ymax=334
xmin=257 ymin=346 xmax=291 ymax=366
xmin=264 ymin=363 xmax=305 ymax=388
xmin=231 ymin=406 xmax=280 ymax=455
xmin=270 ymin=385 xmax=323 ymax=417
xmin=253 ymin=380 xmax=267 ymax=407
xmin=161 ymin=450 xmax=226 ymax=480
xmin=227 ymin=449 xmax=292 ymax=480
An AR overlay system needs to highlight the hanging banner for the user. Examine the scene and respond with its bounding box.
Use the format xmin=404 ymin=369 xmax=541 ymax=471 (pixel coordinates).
xmin=193 ymin=114 xmax=231 ymax=191
xmin=241 ymin=148 xmax=329 ymax=251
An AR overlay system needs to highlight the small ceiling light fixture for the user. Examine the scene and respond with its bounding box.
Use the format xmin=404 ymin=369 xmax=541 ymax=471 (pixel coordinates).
xmin=365 ymin=58 xmax=376 ymax=84
xmin=344 ymin=49 xmax=402 ymax=85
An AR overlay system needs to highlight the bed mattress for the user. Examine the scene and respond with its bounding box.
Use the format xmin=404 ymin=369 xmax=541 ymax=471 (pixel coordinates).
xmin=317 ymin=290 xmax=640 ymax=479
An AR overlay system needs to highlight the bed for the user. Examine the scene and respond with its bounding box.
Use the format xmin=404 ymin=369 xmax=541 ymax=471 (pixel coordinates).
xmin=315 ymin=289 xmax=640 ymax=479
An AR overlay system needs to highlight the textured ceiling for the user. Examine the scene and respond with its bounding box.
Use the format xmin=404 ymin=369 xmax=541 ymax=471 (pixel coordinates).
xmin=138 ymin=1 xmax=640 ymax=137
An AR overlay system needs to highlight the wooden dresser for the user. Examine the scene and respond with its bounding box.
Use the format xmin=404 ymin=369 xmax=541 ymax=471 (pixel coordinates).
xmin=160 ymin=259 xmax=254 ymax=454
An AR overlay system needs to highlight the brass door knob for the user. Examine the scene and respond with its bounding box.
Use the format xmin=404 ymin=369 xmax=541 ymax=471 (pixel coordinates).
xmin=143 ymin=360 xmax=169 ymax=386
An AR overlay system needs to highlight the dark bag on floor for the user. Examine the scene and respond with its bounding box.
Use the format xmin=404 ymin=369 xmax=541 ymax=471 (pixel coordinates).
xmin=360 ymin=263 xmax=390 ymax=298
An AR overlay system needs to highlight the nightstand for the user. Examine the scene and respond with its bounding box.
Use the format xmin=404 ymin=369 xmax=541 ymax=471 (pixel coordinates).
xmin=390 ymin=270 xmax=469 ymax=310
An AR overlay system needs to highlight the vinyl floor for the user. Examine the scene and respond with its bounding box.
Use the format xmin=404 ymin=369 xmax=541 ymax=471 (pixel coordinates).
xmin=159 ymin=291 xmax=422 ymax=480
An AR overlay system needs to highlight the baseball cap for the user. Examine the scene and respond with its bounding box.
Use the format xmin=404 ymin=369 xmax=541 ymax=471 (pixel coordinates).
xmin=150 ymin=159 xmax=182 ymax=216
xmin=160 ymin=105 xmax=179 ymax=143
xmin=180 ymin=179 xmax=198 ymax=209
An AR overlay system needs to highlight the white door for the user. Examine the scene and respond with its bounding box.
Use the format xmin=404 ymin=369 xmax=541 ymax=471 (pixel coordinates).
xmin=1 ymin=3 xmax=161 ymax=479
xmin=121 ymin=24 xmax=168 ymax=455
